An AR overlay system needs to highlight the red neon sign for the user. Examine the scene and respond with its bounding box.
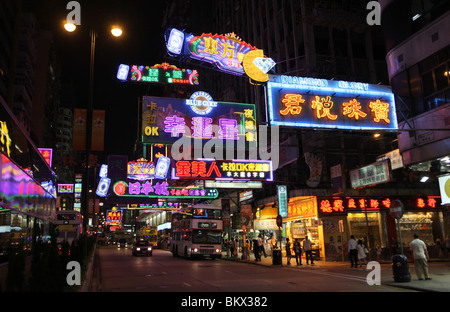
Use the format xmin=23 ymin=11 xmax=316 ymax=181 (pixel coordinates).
xmin=318 ymin=196 xmax=441 ymax=215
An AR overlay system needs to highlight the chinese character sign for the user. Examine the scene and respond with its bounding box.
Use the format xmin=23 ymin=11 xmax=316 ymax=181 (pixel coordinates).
xmin=117 ymin=62 xmax=199 ymax=85
xmin=317 ymin=196 xmax=442 ymax=216
xmin=267 ymin=75 xmax=397 ymax=131
xmin=107 ymin=210 xmax=122 ymax=221
xmin=141 ymin=96 xmax=257 ymax=145
xmin=172 ymin=159 xmax=273 ymax=181
xmin=112 ymin=180 xmax=219 ymax=199
xmin=349 ymin=160 xmax=391 ymax=188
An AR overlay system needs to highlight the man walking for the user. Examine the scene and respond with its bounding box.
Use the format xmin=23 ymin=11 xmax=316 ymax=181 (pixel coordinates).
xmin=410 ymin=233 xmax=431 ymax=280
xmin=303 ymin=235 xmax=314 ymax=265
xmin=348 ymin=235 xmax=358 ymax=268
xmin=257 ymin=234 xmax=266 ymax=258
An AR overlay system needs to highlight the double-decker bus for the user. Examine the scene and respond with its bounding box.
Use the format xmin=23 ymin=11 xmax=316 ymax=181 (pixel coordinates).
xmin=171 ymin=204 xmax=222 ymax=259
xmin=52 ymin=210 xmax=82 ymax=245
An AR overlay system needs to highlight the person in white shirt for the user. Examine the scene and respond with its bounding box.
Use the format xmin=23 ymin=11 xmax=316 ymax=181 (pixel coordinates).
xmin=257 ymin=235 xmax=266 ymax=258
xmin=348 ymin=235 xmax=358 ymax=268
xmin=410 ymin=233 xmax=431 ymax=280
xmin=303 ymin=236 xmax=314 ymax=265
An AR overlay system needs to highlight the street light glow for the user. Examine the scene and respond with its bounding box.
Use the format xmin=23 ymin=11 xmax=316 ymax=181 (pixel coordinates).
xmin=111 ymin=26 xmax=123 ymax=37
xmin=64 ymin=22 xmax=76 ymax=32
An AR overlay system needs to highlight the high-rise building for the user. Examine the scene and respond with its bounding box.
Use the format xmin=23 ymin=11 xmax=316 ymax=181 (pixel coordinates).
xmin=381 ymin=0 xmax=450 ymax=173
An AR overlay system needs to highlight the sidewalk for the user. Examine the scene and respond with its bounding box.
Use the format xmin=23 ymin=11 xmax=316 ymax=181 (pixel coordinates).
xmin=221 ymin=249 xmax=450 ymax=292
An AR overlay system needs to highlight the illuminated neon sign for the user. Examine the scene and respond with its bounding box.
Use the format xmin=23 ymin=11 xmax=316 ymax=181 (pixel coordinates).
xmin=127 ymin=158 xmax=155 ymax=180
xmin=107 ymin=210 xmax=122 ymax=221
xmin=172 ymin=159 xmax=273 ymax=181
xmin=58 ymin=184 xmax=74 ymax=193
xmin=267 ymin=75 xmax=398 ymax=131
xmin=112 ymin=180 xmax=219 ymax=199
xmin=117 ymin=62 xmax=199 ymax=85
xmin=38 ymin=148 xmax=53 ymax=167
xmin=165 ymin=28 xmax=258 ymax=76
xmin=0 ymin=121 xmax=12 ymax=157
xmin=141 ymin=96 xmax=256 ymax=144
xmin=317 ymin=196 xmax=441 ymax=216
xmin=186 ymin=91 xmax=218 ymax=115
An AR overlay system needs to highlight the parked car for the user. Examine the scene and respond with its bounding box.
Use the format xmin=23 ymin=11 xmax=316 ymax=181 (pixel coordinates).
xmin=132 ymin=241 xmax=153 ymax=256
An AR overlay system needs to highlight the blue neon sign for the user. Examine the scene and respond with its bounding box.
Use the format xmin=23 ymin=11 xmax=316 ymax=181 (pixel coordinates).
xmin=267 ymin=75 xmax=398 ymax=131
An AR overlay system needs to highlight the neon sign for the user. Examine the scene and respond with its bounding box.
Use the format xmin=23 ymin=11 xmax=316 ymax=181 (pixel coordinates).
xmin=58 ymin=184 xmax=74 ymax=193
xmin=112 ymin=180 xmax=219 ymax=199
xmin=117 ymin=62 xmax=199 ymax=85
xmin=38 ymin=148 xmax=53 ymax=167
xmin=127 ymin=158 xmax=155 ymax=180
xmin=0 ymin=121 xmax=12 ymax=157
xmin=165 ymin=28 xmax=258 ymax=76
xmin=172 ymin=159 xmax=273 ymax=181
xmin=317 ymin=196 xmax=442 ymax=216
xmin=186 ymin=91 xmax=218 ymax=115
xmin=141 ymin=96 xmax=256 ymax=144
xmin=107 ymin=210 xmax=122 ymax=221
xmin=267 ymin=75 xmax=397 ymax=131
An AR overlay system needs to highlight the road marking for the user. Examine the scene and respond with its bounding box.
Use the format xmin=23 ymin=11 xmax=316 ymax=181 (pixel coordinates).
xmin=305 ymin=269 xmax=368 ymax=282
xmin=183 ymin=282 xmax=192 ymax=287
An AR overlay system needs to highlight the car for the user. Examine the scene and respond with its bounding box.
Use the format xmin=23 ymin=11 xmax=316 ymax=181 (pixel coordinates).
xmin=117 ymin=238 xmax=128 ymax=248
xmin=132 ymin=241 xmax=153 ymax=256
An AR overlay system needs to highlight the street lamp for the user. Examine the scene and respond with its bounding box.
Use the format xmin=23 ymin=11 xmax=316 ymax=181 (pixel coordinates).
xmin=64 ymin=23 xmax=123 ymax=234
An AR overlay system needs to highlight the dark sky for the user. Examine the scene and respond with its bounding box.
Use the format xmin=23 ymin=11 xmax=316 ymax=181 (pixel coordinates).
xmin=30 ymin=0 xmax=168 ymax=159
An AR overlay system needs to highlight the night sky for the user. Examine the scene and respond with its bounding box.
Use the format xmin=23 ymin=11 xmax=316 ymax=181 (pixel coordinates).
xmin=31 ymin=0 xmax=170 ymax=158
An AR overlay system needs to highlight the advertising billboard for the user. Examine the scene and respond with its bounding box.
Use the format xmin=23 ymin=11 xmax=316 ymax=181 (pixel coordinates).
xmin=267 ymin=75 xmax=397 ymax=131
xmin=141 ymin=93 xmax=257 ymax=145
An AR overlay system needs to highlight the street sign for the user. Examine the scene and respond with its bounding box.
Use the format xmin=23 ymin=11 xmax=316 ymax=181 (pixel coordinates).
xmin=390 ymin=199 xmax=404 ymax=219
xmin=276 ymin=215 xmax=282 ymax=228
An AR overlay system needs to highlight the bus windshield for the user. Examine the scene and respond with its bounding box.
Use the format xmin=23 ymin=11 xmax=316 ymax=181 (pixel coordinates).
xmin=192 ymin=230 xmax=222 ymax=244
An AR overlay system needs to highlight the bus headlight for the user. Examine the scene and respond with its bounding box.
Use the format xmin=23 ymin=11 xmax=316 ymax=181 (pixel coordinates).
xmin=192 ymin=248 xmax=198 ymax=253
xmin=215 ymin=249 xmax=221 ymax=253
xmin=136 ymin=247 xmax=141 ymax=251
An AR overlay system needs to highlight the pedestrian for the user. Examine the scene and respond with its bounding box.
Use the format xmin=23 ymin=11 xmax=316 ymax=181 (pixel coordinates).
xmin=435 ymin=238 xmax=444 ymax=258
xmin=376 ymin=244 xmax=382 ymax=262
xmin=258 ymin=234 xmax=266 ymax=258
xmin=253 ymin=239 xmax=260 ymax=261
xmin=285 ymin=238 xmax=292 ymax=265
xmin=348 ymin=235 xmax=358 ymax=268
xmin=303 ymin=235 xmax=314 ymax=265
xmin=230 ymin=238 xmax=236 ymax=259
xmin=293 ymin=239 xmax=302 ymax=266
xmin=356 ymin=239 xmax=367 ymax=267
xmin=269 ymin=234 xmax=277 ymax=257
xmin=410 ymin=233 xmax=431 ymax=280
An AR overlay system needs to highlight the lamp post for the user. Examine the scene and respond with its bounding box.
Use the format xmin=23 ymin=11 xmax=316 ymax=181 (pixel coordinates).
xmin=64 ymin=22 xmax=122 ymax=234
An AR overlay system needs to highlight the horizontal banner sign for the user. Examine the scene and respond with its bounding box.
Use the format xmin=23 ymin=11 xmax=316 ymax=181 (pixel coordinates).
xmin=117 ymin=62 xmax=199 ymax=85
xmin=267 ymin=75 xmax=397 ymax=131
xmin=112 ymin=181 xmax=219 ymax=199
xmin=142 ymin=94 xmax=257 ymax=145
xmin=317 ymin=195 xmax=441 ymax=216
xmin=171 ymin=159 xmax=273 ymax=181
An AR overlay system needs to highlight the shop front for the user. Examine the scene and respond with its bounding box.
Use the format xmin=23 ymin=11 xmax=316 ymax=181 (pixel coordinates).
xmin=254 ymin=203 xmax=279 ymax=247
xmin=285 ymin=196 xmax=323 ymax=259
xmin=318 ymin=195 xmax=444 ymax=261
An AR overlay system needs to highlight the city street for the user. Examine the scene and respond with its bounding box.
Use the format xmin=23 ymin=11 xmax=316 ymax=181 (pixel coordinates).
xmin=91 ymin=245 xmax=412 ymax=293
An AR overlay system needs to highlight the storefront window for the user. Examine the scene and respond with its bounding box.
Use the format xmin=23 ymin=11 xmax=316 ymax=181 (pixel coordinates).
xmin=347 ymin=213 xmax=382 ymax=249
xmin=399 ymin=212 xmax=435 ymax=246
